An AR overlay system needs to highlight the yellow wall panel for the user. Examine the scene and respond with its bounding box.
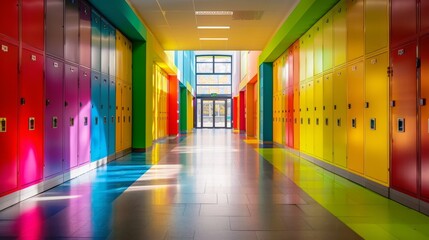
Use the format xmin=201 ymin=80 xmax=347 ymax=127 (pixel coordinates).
xmin=333 ymin=67 xmax=347 ymax=167
xmin=346 ymin=0 xmax=364 ymax=61
xmin=333 ymin=0 xmax=347 ymax=67
xmin=364 ymin=52 xmax=389 ymax=184
xmin=323 ymin=11 xmax=334 ymax=71
xmin=314 ymin=76 xmax=324 ymax=158
xmin=346 ymin=61 xmax=364 ymax=174
xmin=365 ymin=0 xmax=389 ymax=54
xmin=323 ymin=73 xmax=333 ymax=162
xmin=314 ymin=20 xmax=324 ymax=76
xmin=305 ymin=80 xmax=314 ymax=155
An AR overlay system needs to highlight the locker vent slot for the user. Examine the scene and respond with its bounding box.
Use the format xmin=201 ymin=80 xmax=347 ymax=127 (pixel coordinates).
xmin=29 ymin=117 xmax=35 ymax=130
xmin=397 ymin=118 xmax=405 ymax=132
xmin=370 ymin=118 xmax=376 ymax=130
xmin=0 ymin=118 xmax=6 ymax=132
xmin=52 ymin=117 xmax=58 ymax=128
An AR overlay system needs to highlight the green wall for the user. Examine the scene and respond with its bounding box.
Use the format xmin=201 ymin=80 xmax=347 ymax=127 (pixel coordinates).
xmin=132 ymin=41 xmax=147 ymax=150
xmin=259 ymin=63 xmax=273 ymax=142
xmin=180 ymin=86 xmax=188 ymax=133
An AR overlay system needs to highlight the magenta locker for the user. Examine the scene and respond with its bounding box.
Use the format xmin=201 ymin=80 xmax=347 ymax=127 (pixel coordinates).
xmin=79 ymin=0 xmax=91 ymax=68
xmin=22 ymin=0 xmax=44 ymax=50
xmin=0 ymin=0 xmax=18 ymax=41
xmin=44 ymin=57 xmax=64 ymax=178
xmin=19 ymin=49 xmax=44 ymax=187
xmin=64 ymin=64 xmax=79 ymax=170
xmin=78 ymin=67 xmax=91 ymax=165
xmin=0 ymin=40 xmax=19 ymax=195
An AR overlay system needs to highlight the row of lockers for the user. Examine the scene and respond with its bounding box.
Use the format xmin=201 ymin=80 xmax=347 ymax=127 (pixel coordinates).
xmin=153 ymin=65 xmax=169 ymax=140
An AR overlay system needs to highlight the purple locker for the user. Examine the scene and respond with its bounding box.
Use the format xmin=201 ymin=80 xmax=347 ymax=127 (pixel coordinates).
xmin=45 ymin=0 xmax=64 ymax=58
xmin=78 ymin=67 xmax=91 ymax=165
xmin=79 ymin=0 xmax=91 ymax=68
xmin=44 ymin=57 xmax=64 ymax=178
xmin=22 ymin=0 xmax=44 ymax=50
xmin=19 ymin=49 xmax=44 ymax=187
xmin=64 ymin=64 xmax=79 ymax=170
xmin=0 ymin=40 xmax=19 ymax=196
xmin=0 ymin=0 xmax=18 ymax=41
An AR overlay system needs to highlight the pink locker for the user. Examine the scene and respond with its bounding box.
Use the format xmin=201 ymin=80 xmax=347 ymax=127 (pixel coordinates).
xmin=64 ymin=64 xmax=79 ymax=170
xmin=78 ymin=67 xmax=91 ymax=165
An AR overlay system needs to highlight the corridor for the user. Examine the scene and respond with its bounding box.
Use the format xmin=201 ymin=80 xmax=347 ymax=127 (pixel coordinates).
xmin=0 ymin=130 xmax=428 ymax=239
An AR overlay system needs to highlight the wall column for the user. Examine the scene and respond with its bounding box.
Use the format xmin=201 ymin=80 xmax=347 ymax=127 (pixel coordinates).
xmin=259 ymin=62 xmax=273 ymax=142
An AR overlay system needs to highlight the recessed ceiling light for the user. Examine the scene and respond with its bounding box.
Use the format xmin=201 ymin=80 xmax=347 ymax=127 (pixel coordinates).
xmin=199 ymin=38 xmax=229 ymax=41
xmin=197 ymin=26 xmax=231 ymax=30
xmin=195 ymin=11 xmax=233 ymax=16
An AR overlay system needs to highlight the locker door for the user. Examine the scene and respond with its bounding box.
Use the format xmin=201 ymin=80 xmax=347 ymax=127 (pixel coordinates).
xmin=90 ymin=71 xmax=100 ymax=161
xmin=0 ymin=0 xmax=18 ymax=40
xmin=365 ymin=0 xmax=389 ymax=54
xmin=121 ymin=84 xmax=128 ymax=149
xmin=333 ymin=67 xmax=347 ymax=167
xmin=124 ymin=40 xmax=130 ymax=83
xmin=288 ymin=51 xmax=295 ymax=147
xmin=0 ymin=41 xmax=18 ymax=195
xmin=422 ymin=0 xmax=429 ymax=35
xmin=346 ymin=0 xmax=364 ymax=61
xmin=78 ymin=67 xmax=90 ymax=165
xmin=101 ymin=19 xmax=109 ymax=75
xmin=299 ymin=36 xmax=306 ymax=81
xmin=391 ymin=42 xmax=418 ymax=196
xmin=421 ymin=36 xmax=429 ymax=199
xmin=323 ymin=73 xmax=334 ymax=163
xmin=116 ymin=31 xmax=124 ymax=81
xmin=65 ymin=0 xmax=79 ymax=64
xmin=100 ymin=74 xmax=109 ymax=158
xmin=91 ymin=10 xmax=101 ymax=72
xmin=19 ymin=49 xmax=44 ymax=186
xmin=79 ymin=0 xmax=91 ymax=68
xmin=22 ymin=0 xmax=44 ymax=50
xmin=45 ymin=0 xmax=64 ymax=58
xmin=314 ymin=21 xmax=323 ymax=76
xmin=273 ymin=94 xmax=277 ymax=143
xmin=44 ymin=58 xmax=64 ymax=178
xmin=294 ymin=85 xmax=300 ymax=149
xmin=364 ymin=52 xmax=389 ymax=185
xmin=333 ymin=0 xmax=347 ymax=67
xmin=108 ymin=77 xmax=116 ymax=156
xmin=109 ymin=27 xmax=116 ymax=77
xmin=306 ymin=30 xmax=314 ymax=79
xmin=284 ymin=91 xmax=288 ymax=146
xmin=314 ymin=76 xmax=324 ymax=159
xmin=323 ymin=11 xmax=333 ymax=71
xmin=306 ymin=80 xmax=314 ymax=155
xmin=127 ymin=42 xmax=133 ymax=84
xmin=115 ymin=80 xmax=123 ymax=152
xmin=390 ymin=0 xmax=417 ymax=48
xmin=64 ymin=64 xmax=79 ymax=170
xmin=300 ymin=83 xmax=307 ymax=152
xmin=123 ymin=85 xmax=132 ymax=148
xmin=346 ymin=62 xmax=364 ymax=174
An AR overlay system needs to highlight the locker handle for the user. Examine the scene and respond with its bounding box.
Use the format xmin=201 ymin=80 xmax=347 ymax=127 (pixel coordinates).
xmin=420 ymin=98 xmax=426 ymax=106
xmin=117 ymin=116 xmax=120 ymax=123
xmin=323 ymin=106 xmax=326 ymax=110
xmin=316 ymin=118 xmax=319 ymax=125
xmin=104 ymin=116 xmax=107 ymax=124
xmin=348 ymin=104 xmax=351 ymax=109
xmin=20 ymin=98 xmax=26 ymax=105
xmin=337 ymin=118 xmax=341 ymax=127
xmin=307 ymin=118 xmax=310 ymax=125
xmin=29 ymin=117 xmax=35 ymax=131
xmin=123 ymin=116 xmax=126 ymax=122
xmin=300 ymin=118 xmax=303 ymax=124
xmin=0 ymin=118 xmax=6 ymax=132
xmin=84 ymin=117 xmax=88 ymax=126
xmin=370 ymin=118 xmax=376 ymax=130
xmin=352 ymin=118 xmax=356 ymax=128
xmin=365 ymin=102 xmax=369 ymax=108
xmin=325 ymin=118 xmax=329 ymax=126
xmin=334 ymin=105 xmax=337 ymax=110
xmin=111 ymin=116 xmax=114 ymax=123
xmin=70 ymin=117 xmax=75 ymax=126
xmin=390 ymin=101 xmax=396 ymax=107
xmin=52 ymin=117 xmax=58 ymax=128
xmin=46 ymin=99 xmax=51 ymax=106
xmin=65 ymin=101 xmax=68 ymax=107
xmin=295 ymin=118 xmax=297 ymax=124
xmin=397 ymin=118 xmax=405 ymax=132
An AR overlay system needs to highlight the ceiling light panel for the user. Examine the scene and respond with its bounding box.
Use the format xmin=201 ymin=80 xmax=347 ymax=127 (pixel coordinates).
xmin=197 ymin=26 xmax=230 ymax=29
xmin=195 ymin=11 xmax=233 ymax=16
xmin=200 ymin=37 xmax=229 ymax=41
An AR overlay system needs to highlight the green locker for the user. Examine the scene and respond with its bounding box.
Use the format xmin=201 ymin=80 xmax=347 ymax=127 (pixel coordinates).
xmin=323 ymin=73 xmax=334 ymax=163
xmin=299 ymin=36 xmax=306 ymax=81
xmin=347 ymin=0 xmax=364 ymax=61
xmin=365 ymin=0 xmax=389 ymax=54
xmin=364 ymin=52 xmax=389 ymax=184
xmin=333 ymin=67 xmax=347 ymax=167
xmin=306 ymin=30 xmax=314 ymax=78
xmin=314 ymin=76 xmax=324 ymax=159
xmin=300 ymin=82 xmax=307 ymax=152
xmin=333 ymin=0 xmax=347 ymax=67
xmin=323 ymin=11 xmax=334 ymax=71
xmin=346 ymin=61 xmax=364 ymax=174
xmin=306 ymin=80 xmax=314 ymax=155
xmin=314 ymin=20 xmax=324 ymax=76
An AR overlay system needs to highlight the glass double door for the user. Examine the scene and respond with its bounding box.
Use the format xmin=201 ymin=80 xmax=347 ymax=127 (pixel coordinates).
xmin=198 ymin=99 xmax=231 ymax=128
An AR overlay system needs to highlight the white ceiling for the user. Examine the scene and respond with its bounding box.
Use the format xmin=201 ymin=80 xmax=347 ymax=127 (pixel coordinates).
xmin=127 ymin=0 xmax=299 ymax=50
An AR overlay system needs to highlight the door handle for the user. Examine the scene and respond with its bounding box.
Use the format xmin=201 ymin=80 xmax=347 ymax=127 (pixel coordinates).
xmin=52 ymin=117 xmax=58 ymax=128
xmin=84 ymin=117 xmax=88 ymax=126
xmin=370 ymin=118 xmax=376 ymax=130
xmin=0 ymin=118 xmax=6 ymax=132
xmin=29 ymin=117 xmax=35 ymax=130
xmin=398 ymin=118 xmax=405 ymax=132
xmin=352 ymin=118 xmax=356 ymax=128
xmin=337 ymin=118 xmax=341 ymax=127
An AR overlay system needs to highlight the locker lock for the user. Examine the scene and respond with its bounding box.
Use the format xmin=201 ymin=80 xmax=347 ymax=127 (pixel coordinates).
xmin=70 ymin=117 xmax=75 ymax=126
xmin=370 ymin=118 xmax=376 ymax=130
xmin=46 ymin=99 xmax=51 ymax=106
xmin=28 ymin=117 xmax=35 ymax=131
xmin=20 ymin=98 xmax=26 ymax=105
xmin=348 ymin=104 xmax=351 ymax=109
xmin=352 ymin=118 xmax=357 ymax=128
xmin=337 ymin=118 xmax=341 ymax=127
xmin=65 ymin=101 xmax=68 ymax=107
xmin=420 ymin=98 xmax=427 ymax=106
xmin=397 ymin=118 xmax=405 ymax=132
xmin=0 ymin=118 xmax=6 ymax=132
xmin=365 ymin=102 xmax=369 ymax=108
xmin=52 ymin=117 xmax=58 ymax=128
xmin=325 ymin=118 xmax=329 ymax=126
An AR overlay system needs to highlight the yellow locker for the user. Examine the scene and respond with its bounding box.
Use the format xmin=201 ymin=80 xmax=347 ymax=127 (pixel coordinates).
xmin=364 ymin=52 xmax=389 ymax=184
xmin=314 ymin=20 xmax=324 ymax=76
xmin=115 ymin=80 xmax=123 ymax=152
xmin=347 ymin=0 xmax=364 ymax=61
xmin=365 ymin=0 xmax=389 ymax=54
xmin=333 ymin=67 xmax=347 ymax=167
xmin=122 ymin=84 xmax=132 ymax=149
xmin=323 ymin=73 xmax=334 ymax=162
xmin=293 ymin=86 xmax=300 ymax=149
xmin=314 ymin=76 xmax=324 ymax=158
xmin=333 ymin=0 xmax=347 ymax=67
xmin=299 ymin=36 xmax=307 ymax=81
xmin=323 ymin=11 xmax=334 ymax=71
xmin=273 ymin=94 xmax=277 ymax=143
xmin=300 ymin=82 xmax=307 ymax=152
xmin=306 ymin=30 xmax=314 ymax=78
xmin=128 ymin=40 xmax=133 ymax=83
xmin=115 ymin=30 xmax=124 ymax=81
xmin=305 ymin=80 xmax=314 ymax=155
xmin=346 ymin=61 xmax=364 ymax=174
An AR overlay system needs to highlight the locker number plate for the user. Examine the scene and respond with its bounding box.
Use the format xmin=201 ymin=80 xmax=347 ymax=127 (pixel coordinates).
xmin=1 ymin=45 xmax=8 ymax=52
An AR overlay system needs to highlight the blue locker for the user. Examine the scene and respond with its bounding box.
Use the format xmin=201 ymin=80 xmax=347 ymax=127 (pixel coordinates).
xmin=109 ymin=26 xmax=116 ymax=77
xmin=100 ymin=74 xmax=109 ymax=158
xmin=91 ymin=10 xmax=101 ymax=72
xmin=101 ymin=18 xmax=109 ymax=75
xmin=108 ymin=77 xmax=116 ymax=155
xmin=90 ymin=71 xmax=100 ymax=161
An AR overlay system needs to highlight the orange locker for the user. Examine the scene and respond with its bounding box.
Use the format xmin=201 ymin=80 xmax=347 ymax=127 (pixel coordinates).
xmin=346 ymin=61 xmax=364 ymax=174
xmin=333 ymin=0 xmax=347 ymax=67
xmin=346 ymin=0 xmax=364 ymax=61
xmin=333 ymin=67 xmax=347 ymax=168
xmin=323 ymin=73 xmax=334 ymax=163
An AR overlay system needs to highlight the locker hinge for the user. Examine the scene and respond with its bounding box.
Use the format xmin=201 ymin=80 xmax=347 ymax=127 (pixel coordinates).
xmin=417 ymin=58 xmax=421 ymax=69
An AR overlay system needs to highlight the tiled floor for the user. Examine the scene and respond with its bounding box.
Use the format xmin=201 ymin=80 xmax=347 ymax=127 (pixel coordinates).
xmin=0 ymin=129 xmax=428 ymax=239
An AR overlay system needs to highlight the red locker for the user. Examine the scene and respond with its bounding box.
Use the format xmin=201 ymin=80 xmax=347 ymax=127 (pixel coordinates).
xmin=0 ymin=40 xmax=19 ymax=195
xmin=421 ymin=0 xmax=429 ymax=35
xmin=288 ymin=48 xmax=294 ymax=147
xmin=391 ymin=42 xmax=418 ymax=196
xmin=22 ymin=0 xmax=44 ymax=50
xmin=420 ymin=35 xmax=429 ymax=200
xmin=233 ymin=97 xmax=238 ymax=130
xmin=390 ymin=0 xmax=417 ymax=48
xmin=19 ymin=49 xmax=44 ymax=187
xmin=0 ymin=0 xmax=18 ymax=41
xmin=64 ymin=64 xmax=79 ymax=170
xmin=79 ymin=0 xmax=91 ymax=68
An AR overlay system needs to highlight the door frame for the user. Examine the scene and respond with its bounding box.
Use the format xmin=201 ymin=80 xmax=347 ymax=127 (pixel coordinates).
xmin=197 ymin=98 xmax=232 ymax=129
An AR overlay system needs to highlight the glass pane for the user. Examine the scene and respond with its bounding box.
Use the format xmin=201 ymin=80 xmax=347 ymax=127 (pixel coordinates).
xmin=215 ymin=56 xmax=231 ymax=62
xmin=215 ymin=100 xmax=226 ymax=127
xmin=214 ymin=63 xmax=231 ymax=73
xmin=197 ymin=86 xmax=232 ymax=96
xmin=197 ymin=75 xmax=231 ymax=85
xmin=196 ymin=56 xmax=213 ymax=62
xmin=197 ymin=63 xmax=213 ymax=73
xmin=202 ymin=100 xmax=213 ymax=127
xmin=197 ymin=99 xmax=201 ymax=128
xmin=227 ymin=99 xmax=232 ymax=128
xmin=218 ymin=75 xmax=231 ymax=84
